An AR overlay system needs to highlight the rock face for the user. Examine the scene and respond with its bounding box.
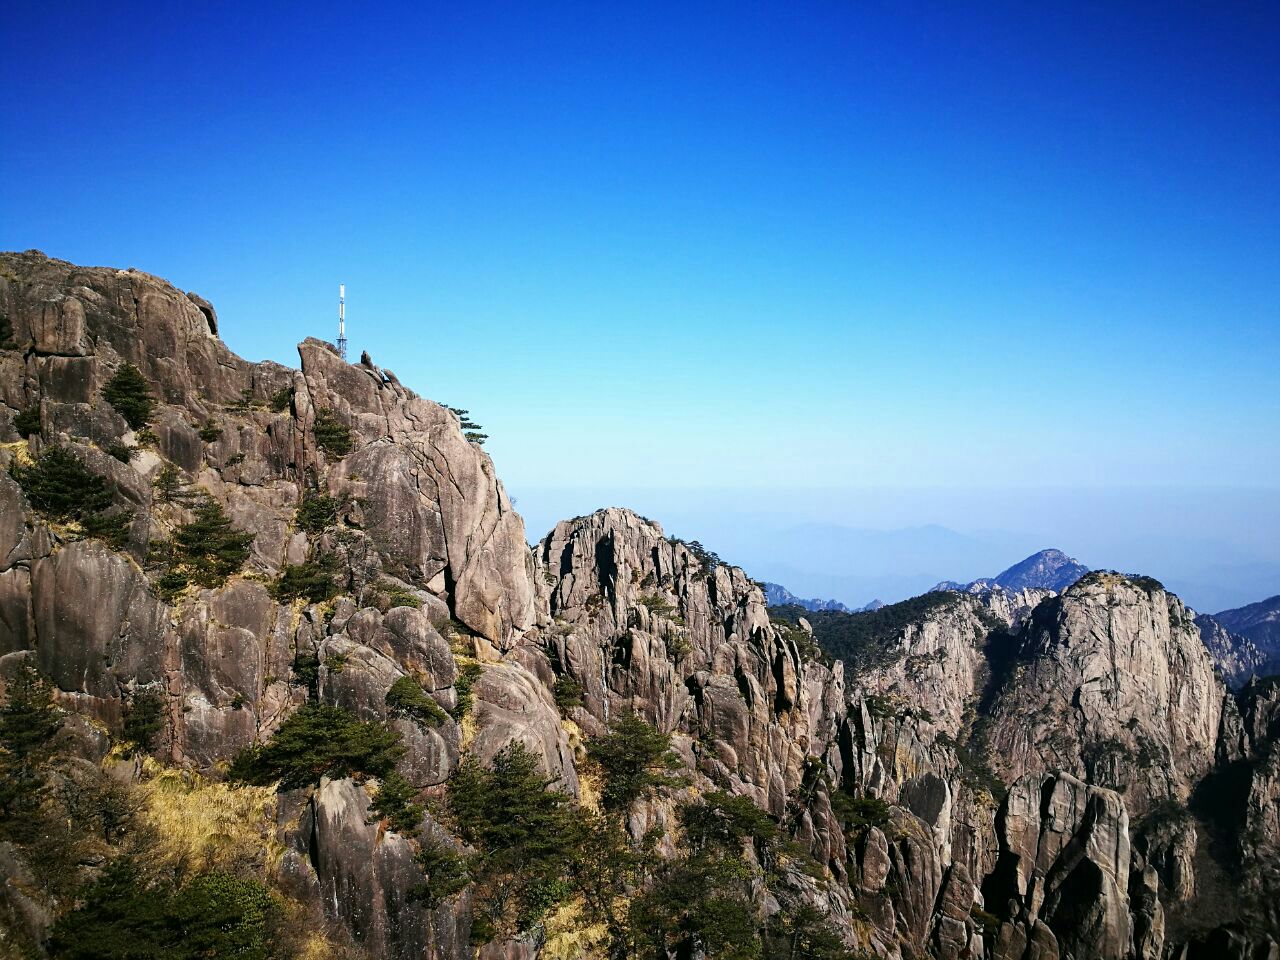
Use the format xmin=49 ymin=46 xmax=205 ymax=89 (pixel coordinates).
xmin=2 ymin=250 xmax=1279 ymax=960
xmin=985 ymin=573 xmax=1224 ymax=814
xmin=1197 ymin=612 xmax=1272 ymax=690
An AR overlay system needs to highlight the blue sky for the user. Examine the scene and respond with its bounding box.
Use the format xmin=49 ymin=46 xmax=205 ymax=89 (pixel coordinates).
xmin=3 ymin=2 xmax=1277 ymax=608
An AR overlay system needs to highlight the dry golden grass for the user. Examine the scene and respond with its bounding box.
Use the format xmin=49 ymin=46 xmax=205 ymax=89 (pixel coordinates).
xmin=540 ymin=899 xmax=611 ymax=960
xmin=138 ymin=759 xmax=284 ymax=877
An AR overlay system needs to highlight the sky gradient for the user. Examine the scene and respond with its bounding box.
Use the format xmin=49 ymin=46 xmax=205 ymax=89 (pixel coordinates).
xmin=3 ymin=2 xmax=1277 ymax=609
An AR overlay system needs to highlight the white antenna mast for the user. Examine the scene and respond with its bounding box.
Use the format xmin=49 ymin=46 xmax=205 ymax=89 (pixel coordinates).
xmin=337 ymin=283 xmax=348 ymax=360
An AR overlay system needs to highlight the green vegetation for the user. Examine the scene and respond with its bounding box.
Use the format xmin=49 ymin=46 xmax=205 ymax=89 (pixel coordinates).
xmin=80 ymin=508 xmax=134 ymax=549
xmin=451 ymin=662 xmax=483 ymax=720
xmin=771 ymin=592 xmax=963 ymax=674
xmin=121 ymin=690 xmax=166 ymax=756
xmin=446 ymin=406 xmax=488 ymax=445
xmin=10 ymin=446 xmax=133 ymax=547
xmin=385 ymin=675 xmax=448 ymax=727
xmin=638 ymin=593 xmax=676 ymax=616
xmin=102 ymin=363 xmax=155 ymax=429
xmin=294 ymin=489 xmax=340 ymax=533
xmin=0 ymin=663 xmax=331 ymax=959
xmin=587 ymin=712 xmax=686 ymax=812
xmin=105 ymin=441 xmax=134 ymax=462
xmin=411 ymin=839 xmax=473 ymax=908
xmin=13 ymin=405 xmax=40 ymax=438
xmin=369 ymin=770 xmax=423 ymax=836
xmin=228 ymin=387 xmax=262 ymax=413
xmin=829 ymin=792 xmax=891 ymax=838
xmin=268 ymin=386 xmax=293 ymax=413
xmin=0 ymin=663 xmax=63 ymax=835
xmin=152 ymin=497 xmax=254 ymax=594
xmin=198 ymin=419 xmax=222 ymax=442
xmin=48 ymin=860 xmax=280 ymax=960
xmin=628 ymin=791 xmax=853 ymax=960
xmin=553 ymin=676 xmax=584 ymax=712
xmin=272 ymin=555 xmax=340 ymax=604
xmin=152 ymin=463 xmax=185 ymax=502
xmin=313 ymin=408 xmax=352 ymax=456
xmin=228 ymin=703 xmax=404 ymax=790
xmin=10 ymin=446 xmax=112 ymax=519
xmin=376 ymin=578 xmax=422 ymax=610
xmin=443 ymin=743 xmax=577 ymax=939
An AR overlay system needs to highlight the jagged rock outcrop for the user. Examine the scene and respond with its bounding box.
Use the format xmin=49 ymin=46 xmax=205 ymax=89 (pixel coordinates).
xmin=985 ymin=573 xmax=1224 ymax=814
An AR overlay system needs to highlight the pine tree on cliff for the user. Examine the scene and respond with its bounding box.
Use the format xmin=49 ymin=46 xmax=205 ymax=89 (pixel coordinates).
xmin=101 ymin=363 xmax=155 ymax=429
xmin=0 ymin=663 xmax=63 ymax=837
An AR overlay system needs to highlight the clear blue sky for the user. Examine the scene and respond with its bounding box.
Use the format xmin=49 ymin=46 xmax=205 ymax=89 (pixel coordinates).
xmin=3 ymin=3 xmax=1278 ymax=605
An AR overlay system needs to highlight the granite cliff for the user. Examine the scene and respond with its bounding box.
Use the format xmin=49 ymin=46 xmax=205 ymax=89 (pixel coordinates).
xmin=1 ymin=251 xmax=1278 ymax=960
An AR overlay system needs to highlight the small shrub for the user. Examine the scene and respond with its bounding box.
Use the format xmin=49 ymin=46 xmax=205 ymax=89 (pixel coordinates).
xmin=225 ymin=452 xmax=245 ymax=467
xmin=410 ymin=840 xmax=472 ymax=907
xmin=295 ymin=490 xmax=340 ymax=533
xmin=637 ymin=593 xmax=675 ymax=616
xmin=313 ymin=408 xmax=352 ymax=457
xmin=553 ymin=676 xmax=584 ymax=712
xmin=229 ymin=387 xmax=262 ymax=412
xmin=102 ymin=363 xmax=155 ymax=429
xmin=830 ymin=792 xmax=891 ymax=837
xmin=80 ymin=508 xmax=134 ymax=549
xmin=268 ymin=386 xmax=293 ymax=413
xmin=451 ymin=663 xmax=483 ymax=720
xmin=122 ymin=690 xmax=166 ymax=755
xmin=377 ymin=579 xmax=422 ymax=610
xmin=13 ymin=406 xmax=40 ymax=438
xmin=665 ymin=628 xmax=692 ymax=660
xmin=386 ymin=676 xmax=447 ymax=727
xmin=198 ymin=419 xmax=222 ymax=443
xmin=273 ymin=556 xmax=340 ymax=604
xmin=105 ymin=442 xmax=134 ymax=463
xmin=228 ymin=703 xmax=404 ymax=789
xmin=679 ymin=790 xmax=778 ymax=850
xmin=154 ymin=569 xmax=190 ymax=602
xmin=135 ymin=428 xmax=159 ymax=448
xmin=153 ymin=463 xmax=184 ymax=502
xmin=291 ymin=652 xmax=321 ymax=697
xmin=369 ymin=770 xmax=423 ymax=836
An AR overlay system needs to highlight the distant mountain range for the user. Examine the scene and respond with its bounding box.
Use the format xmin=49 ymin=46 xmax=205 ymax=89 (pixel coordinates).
xmin=762 ymin=582 xmax=882 ymax=613
xmin=1196 ymin=594 xmax=1280 ymax=689
xmin=931 ymin=548 xmax=1090 ymax=594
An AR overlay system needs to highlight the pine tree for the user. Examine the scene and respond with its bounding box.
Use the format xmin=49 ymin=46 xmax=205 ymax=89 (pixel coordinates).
xmin=170 ymin=498 xmax=255 ymax=587
xmin=0 ymin=662 xmax=63 ymax=835
xmin=588 ymin=712 xmax=686 ymax=812
xmin=369 ymin=770 xmax=424 ymax=836
xmin=10 ymin=446 xmax=112 ymax=521
xmin=102 ymin=363 xmax=155 ymax=429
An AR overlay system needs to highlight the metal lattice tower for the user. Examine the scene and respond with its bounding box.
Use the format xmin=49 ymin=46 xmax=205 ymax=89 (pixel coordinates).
xmin=337 ymin=283 xmax=348 ymax=360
